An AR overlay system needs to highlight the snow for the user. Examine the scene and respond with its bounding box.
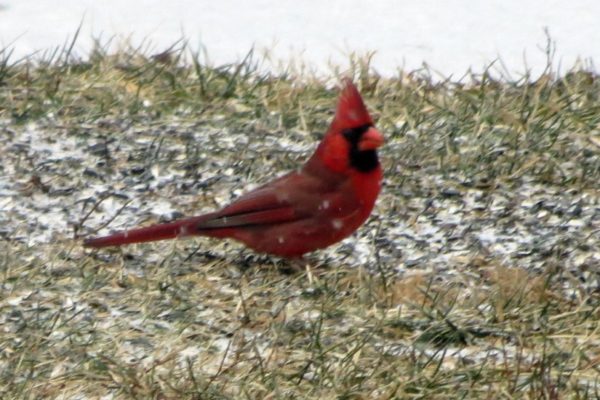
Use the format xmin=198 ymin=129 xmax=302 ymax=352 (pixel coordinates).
xmin=1 ymin=0 xmax=599 ymax=78
xmin=332 ymin=219 xmax=344 ymax=230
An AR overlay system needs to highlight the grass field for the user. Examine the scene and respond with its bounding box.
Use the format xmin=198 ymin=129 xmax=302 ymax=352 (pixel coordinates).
xmin=1 ymin=41 xmax=599 ymax=399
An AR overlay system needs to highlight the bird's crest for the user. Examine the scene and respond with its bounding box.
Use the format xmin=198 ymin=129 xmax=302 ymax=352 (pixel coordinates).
xmin=330 ymin=79 xmax=373 ymax=133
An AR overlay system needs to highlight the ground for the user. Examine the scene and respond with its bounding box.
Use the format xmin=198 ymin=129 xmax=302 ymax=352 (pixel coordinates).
xmin=0 ymin=46 xmax=599 ymax=399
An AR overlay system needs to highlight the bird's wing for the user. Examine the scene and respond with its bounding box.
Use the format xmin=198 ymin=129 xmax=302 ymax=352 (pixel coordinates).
xmin=195 ymin=199 xmax=299 ymax=229
xmin=194 ymin=173 xmax=310 ymax=230
xmin=194 ymin=170 xmax=358 ymax=230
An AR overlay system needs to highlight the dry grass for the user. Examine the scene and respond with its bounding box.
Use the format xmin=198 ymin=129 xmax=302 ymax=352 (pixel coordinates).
xmin=1 ymin=39 xmax=599 ymax=399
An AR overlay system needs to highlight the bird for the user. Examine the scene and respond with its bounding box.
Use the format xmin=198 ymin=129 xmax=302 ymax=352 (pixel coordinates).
xmin=84 ymin=79 xmax=383 ymax=258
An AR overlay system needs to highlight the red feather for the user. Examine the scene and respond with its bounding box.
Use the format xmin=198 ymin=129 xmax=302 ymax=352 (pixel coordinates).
xmin=84 ymin=80 xmax=383 ymax=258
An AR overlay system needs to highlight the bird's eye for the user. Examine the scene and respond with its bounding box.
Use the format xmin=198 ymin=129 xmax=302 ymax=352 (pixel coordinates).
xmin=343 ymin=125 xmax=371 ymax=143
xmin=342 ymin=129 xmax=358 ymax=141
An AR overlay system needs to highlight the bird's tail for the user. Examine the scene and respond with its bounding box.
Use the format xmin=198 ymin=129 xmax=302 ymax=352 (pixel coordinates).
xmin=83 ymin=215 xmax=210 ymax=248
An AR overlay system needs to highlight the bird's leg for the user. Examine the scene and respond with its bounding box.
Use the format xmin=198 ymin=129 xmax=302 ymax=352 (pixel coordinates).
xmin=304 ymin=262 xmax=316 ymax=285
xmin=277 ymin=257 xmax=307 ymax=275
xmin=278 ymin=258 xmax=325 ymax=288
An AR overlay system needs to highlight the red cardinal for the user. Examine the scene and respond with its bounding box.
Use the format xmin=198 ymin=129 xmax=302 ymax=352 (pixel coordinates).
xmin=84 ymin=80 xmax=383 ymax=258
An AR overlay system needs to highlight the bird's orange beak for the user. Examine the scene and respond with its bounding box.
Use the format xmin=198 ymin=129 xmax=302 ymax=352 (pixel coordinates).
xmin=358 ymin=127 xmax=384 ymax=151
